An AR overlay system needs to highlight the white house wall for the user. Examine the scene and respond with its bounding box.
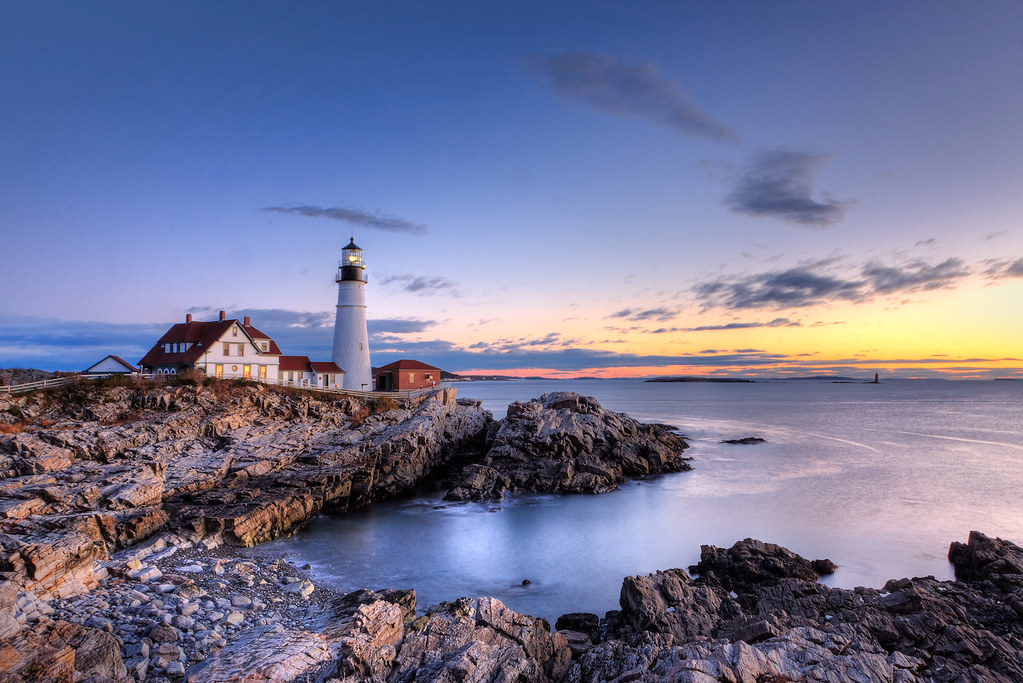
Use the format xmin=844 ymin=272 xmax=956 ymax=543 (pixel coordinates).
xmin=194 ymin=323 xmax=280 ymax=380
xmin=88 ymin=357 xmax=131 ymax=373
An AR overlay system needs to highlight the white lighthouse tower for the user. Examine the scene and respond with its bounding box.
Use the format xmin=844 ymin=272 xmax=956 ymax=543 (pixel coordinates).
xmin=332 ymin=238 xmax=372 ymax=390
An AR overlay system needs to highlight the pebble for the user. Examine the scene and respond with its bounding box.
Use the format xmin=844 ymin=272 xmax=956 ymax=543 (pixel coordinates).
xmin=29 ymin=544 xmax=335 ymax=677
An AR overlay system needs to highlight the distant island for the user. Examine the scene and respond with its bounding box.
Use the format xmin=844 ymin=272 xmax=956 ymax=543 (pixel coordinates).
xmin=645 ymin=376 xmax=757 ymax=383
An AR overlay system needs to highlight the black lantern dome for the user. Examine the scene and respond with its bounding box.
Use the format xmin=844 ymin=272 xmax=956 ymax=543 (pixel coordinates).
xmin=337 ymin=238 xmax=367 ymax=283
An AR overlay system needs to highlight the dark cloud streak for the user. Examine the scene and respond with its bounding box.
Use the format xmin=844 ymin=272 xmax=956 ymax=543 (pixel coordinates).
xmin=694 ymin=256 xmax=983 ymax=310
xmin=528 ymin=52 xmax=738 ymax=142
xmin=726 ymin=150 xmax=850 ymax=227
xmin=263 ymin=205 xmax=427 ymax=236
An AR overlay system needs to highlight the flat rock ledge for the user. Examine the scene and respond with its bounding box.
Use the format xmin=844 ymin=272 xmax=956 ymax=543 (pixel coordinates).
xmin=445 ymin=392 xmax=691 ymax=501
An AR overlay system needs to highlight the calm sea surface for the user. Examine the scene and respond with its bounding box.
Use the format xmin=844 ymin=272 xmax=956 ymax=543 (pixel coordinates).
xmin=267 ymin=379 xmax=1023 ymax=623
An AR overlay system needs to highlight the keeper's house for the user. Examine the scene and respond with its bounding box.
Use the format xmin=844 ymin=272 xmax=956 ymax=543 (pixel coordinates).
xmin=139 ymin=311 xmax=282 ymax=380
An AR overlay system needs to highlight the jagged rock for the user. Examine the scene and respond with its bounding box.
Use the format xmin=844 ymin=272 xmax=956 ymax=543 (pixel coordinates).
xmin=590 ymin=534 xmax=1023 ymax=682
xmin=0 ymin=620 xmax=127 ymax=683
xmin=556 ymin=612 xmax=600 ymax=644
xmin=446 ymin=392 xmax=690 ymax=501
xmin=393 ymin=596 xmax=572 ymax=682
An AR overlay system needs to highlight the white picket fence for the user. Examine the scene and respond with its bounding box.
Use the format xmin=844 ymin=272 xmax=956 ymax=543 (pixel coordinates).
xmin=0 ymin=373 xmax=441 ymax=403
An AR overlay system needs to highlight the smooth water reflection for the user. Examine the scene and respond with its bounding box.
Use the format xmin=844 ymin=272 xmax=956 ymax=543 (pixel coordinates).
xmin=270 ymin=379 xmax=1023 ymax=623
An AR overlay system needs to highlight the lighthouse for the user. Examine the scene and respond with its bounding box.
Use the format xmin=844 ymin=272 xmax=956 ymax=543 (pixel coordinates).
xmin=332 ymin=238 xmax=372 ymax=390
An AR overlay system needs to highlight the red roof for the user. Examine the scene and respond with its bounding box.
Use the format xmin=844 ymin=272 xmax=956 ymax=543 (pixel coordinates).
xmin=139 ymin=318 xmax=281 ymax=368
xmin=85 ymin=355 xmax=139 ymax=373
xmin=376 ymin=359 xmax=440 ymax=372
xmin=278 ymin=355 xmax=312 ymax=372
xmin=310 ymin=362 xmax=344 ymax=374
xmin=243 ymin=324 xmax=282 ymax=355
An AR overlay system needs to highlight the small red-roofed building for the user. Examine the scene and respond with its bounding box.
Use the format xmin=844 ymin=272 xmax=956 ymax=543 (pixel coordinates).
xmin=374 ymin=359 xmax=441 ymax=391
xmin=84 ymin=355 xmax=139 ymax=374
xmin=139 ymin=311 xmax=283 ymax=380
xmin=278 ymin=356 xmax=345 ymax=389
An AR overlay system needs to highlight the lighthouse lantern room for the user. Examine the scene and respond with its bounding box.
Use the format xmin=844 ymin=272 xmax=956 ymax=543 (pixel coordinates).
xmin=332 ymin=238 xmax=372 ymax=390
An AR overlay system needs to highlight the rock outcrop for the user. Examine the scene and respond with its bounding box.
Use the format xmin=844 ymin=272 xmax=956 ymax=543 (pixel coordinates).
xmin=574 ymin=532 xmax=1023 ymax=682
xmin=446 ymin=392 xmax=690 ymax=500
xmin=0 ymin=381 xmax=491 ymax=604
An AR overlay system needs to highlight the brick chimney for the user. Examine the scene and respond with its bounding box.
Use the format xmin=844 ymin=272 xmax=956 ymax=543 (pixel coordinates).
xmin=219 ymin=310 xmax=226 ymax=321
xmin=244 ymin=316 xmax=251 ymax=326
xmin=186 ymin=313 xmax=192 ymax=323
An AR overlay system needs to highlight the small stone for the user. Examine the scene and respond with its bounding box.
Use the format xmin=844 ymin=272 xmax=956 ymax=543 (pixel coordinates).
xmin=149 ymin=623 xmax=181 ymax=643
xmin=230 ymin=595 xmax=252 ymax=609
xmin=156 ymin=643 xmax=183 ymax=659
xmin=166 ymin=661 xmax=185 ymax=675
xmin=175 ymin=564 xmax=204 ymax=573
xmin=225 ymin=611 xmax=245 ymax=625
xmin=179 ymin=602 xmax=199 ymax=616
xmin=172 ymin=615 xmax=195 ymax=629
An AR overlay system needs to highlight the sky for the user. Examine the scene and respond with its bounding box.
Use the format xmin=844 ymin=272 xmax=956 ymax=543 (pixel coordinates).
xmin=2 ymin=1 xmax=1022 ymax=380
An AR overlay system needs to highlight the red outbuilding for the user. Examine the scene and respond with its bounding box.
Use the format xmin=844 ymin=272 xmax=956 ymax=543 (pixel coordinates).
xmin=374 ymin=359 xmax=441 ymax=391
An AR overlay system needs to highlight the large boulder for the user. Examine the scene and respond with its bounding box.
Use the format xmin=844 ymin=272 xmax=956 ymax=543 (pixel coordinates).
xmin=446 ymin=392 xmax=690 ymax=500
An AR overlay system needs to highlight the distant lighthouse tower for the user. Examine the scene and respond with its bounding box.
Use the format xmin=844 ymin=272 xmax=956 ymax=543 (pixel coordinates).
xmin=332 ymin=238 xmax=372 ymax=390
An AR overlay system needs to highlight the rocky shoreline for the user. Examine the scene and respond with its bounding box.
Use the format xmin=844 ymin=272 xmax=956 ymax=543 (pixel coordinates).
xmin=2 ymin=379 xmax=1021 ymax=681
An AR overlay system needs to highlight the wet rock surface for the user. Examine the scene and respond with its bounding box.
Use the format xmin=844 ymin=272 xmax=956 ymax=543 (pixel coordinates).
xmin=445 ymin=392 xmax=691 ymax=501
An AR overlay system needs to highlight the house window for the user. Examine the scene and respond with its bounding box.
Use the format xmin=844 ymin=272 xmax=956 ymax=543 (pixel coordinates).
xmin=243 ymin=365 xmax=251 ymax=379
xmin=359 ymin=342 xmax=363 ymax=350
xmin=215 ymin=365 xmax=223 ymax=378
xmin=223 ymin=343 xmax=230 ymax=356
xmin=259 ymin=365 xmax=267 ymax=379
xmin=261 ymin=342 xmax=268 ymax=351
xmin=409 ymin=373 xmax=415 ymax=383
xmin=425 ymin=373 xmax=433 ymax=380
xmin=238 ymin=344 xmax=244 ymax=356
xmin=232 ymin=327 xmax=238 ymax=337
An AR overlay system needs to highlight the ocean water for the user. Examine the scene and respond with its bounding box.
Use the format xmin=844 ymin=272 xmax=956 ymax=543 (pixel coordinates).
xmin=267 ymin=378 xmax=1023 ymax=623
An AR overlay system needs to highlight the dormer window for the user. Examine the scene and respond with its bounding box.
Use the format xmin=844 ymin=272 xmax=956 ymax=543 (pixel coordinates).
xmin=232 ymin=327 xmax=238 ymax=337
xmin=261 ymin=342 xmax=268 ymax=351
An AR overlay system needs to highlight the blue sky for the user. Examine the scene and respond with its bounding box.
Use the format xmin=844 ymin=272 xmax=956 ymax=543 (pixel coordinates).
xmin=2 ymin=2 xmax=1022 ymax=378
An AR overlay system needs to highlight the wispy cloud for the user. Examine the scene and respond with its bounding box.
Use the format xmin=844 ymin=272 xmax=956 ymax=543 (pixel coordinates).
xmin=984 ymin=257 xmax=1023 ymax=279
xmin=528 ymin=51 xmax=738 ymax=142
xmin=377 ymin=274 xmax=461 ymax=297
xmin=684 ymin=317 xmax=801 ymax=332
xmin=189 ymin=307 xmax=333 ymax=329
xmin=862 ymin=258 xmax=970 ymax=294
xmin=263 ymin=205 xmax=427 ymax=236
xmin=694 ymin=256 xmax=979 ymax=310
xmin=367 ymin=318 xmax=437 ymax=335
xmin=726 ymin=149 xmax=850 ymax=227
xmin=607 ymin=307 xmax=678 ymax=322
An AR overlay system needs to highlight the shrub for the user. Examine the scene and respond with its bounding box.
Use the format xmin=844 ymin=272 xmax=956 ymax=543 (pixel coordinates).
xmin=370 ymin=396 xmax=399 ymax=414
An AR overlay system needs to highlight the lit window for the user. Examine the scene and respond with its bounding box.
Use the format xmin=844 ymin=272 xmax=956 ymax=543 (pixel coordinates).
xmin=359 ymin=343 xmax=363 ymax=350
xmin=409 ymin=373 xmax=415 ymax=383
xmin=243 ymin=365 xmax=251 ymax=379
xmin=215 ymin=365 xmax=223 ymax=378
xmin=261 ymin=342 xmax=268 ymax=351
xmin=259 ymin=365 xmax=267 ymax=379
xmin=232 ymin=327 xmax=238 ymax=337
